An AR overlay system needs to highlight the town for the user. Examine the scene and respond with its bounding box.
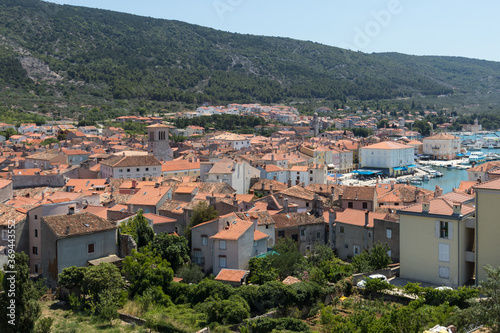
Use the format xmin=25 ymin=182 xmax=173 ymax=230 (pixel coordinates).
xmin=1 ymin=102 xmax=499 ymax=332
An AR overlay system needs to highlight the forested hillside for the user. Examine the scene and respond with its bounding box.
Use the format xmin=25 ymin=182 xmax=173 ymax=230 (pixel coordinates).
xmin=0 ymin=0 xmax=499 ymax=112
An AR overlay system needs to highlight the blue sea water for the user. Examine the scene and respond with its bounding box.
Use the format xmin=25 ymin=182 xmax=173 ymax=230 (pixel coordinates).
xmin=414 ymin=131 xmax=500 ymax=194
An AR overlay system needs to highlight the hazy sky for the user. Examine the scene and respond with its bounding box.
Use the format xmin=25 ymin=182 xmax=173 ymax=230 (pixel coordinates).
xmin=44 ymin=0 xmax=500 ymax=62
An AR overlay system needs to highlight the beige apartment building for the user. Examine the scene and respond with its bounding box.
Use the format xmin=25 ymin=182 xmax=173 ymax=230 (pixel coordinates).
xmin=398 ymin=193 xmax=475 ymax=287
xmin=474 ymin=178 xmax=500 ymax=284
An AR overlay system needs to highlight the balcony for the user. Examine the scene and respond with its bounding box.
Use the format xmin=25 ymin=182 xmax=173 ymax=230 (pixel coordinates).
xmin=431 ymin=146 xmax=440 ymax=150
xmin=465 ymin=251 xmax=475 ymax=263
xmin=465 ymin=218 xmax=475 ymax=229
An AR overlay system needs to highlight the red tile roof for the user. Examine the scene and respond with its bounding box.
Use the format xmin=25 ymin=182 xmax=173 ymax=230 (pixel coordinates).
xmin=215 ymin=269 xmax=248 ymax=283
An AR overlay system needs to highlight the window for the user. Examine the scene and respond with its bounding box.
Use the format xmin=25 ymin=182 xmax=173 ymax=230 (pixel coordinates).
xmin=219 ymin=256 xmax=227 ymax=268
xmin=119 ymin=169 xmax=123 ymax=173
xmin=219 ymin=240 xmax=226 ymax=250
xmin=1 ymin=230 xmax=7 ymax=240
xmin=88 ymin=243 xmax=95 ymax=254
xmin=348 ymin=202 xmax=353 ymax=208
xmin=386 ymin=228 xmax=392 ymax=239
xmin=136 ymin=168 xmax=140 ymax=172
xmin=32 ymin=246 xmax=38 ymax=255
xmin=292 ymin=234 xmax=298 ymax=242
xmin=353 ymin=245 xmax=360 ymax=256
xmin=34 ymin=214 xmax=38 ymax=220
xmin=306 ymin=202 xmax=310 ymax=208
xmin=439 ymin=266 xmax=450 ymax=279
xmin=202 ymin=236 xmax=208 ymax=246
xmin=344 ymin=243 xmax=348 ymax=249
xmin=439 ymin=243 xmax=450 ymax=262
xmin=340 ymin=226 xmax=344 ymax=233
xmin=362 ymin=202 xmax=368 ymax=209
xmin=127 ymin=169 xmax=130 ymax=172
xmin=193 ymin=250 xmax=202 ymax=265
xmin=34 ymin=264 xmax=39 ymax=274
xmin=387 ymin=250 xmax=392 ymax=258
xmin=34 ymin=229 xmax=38 ymax=238
xmin=436 ymin=221 xmax=453 ymax=239
xmin=310 ymin=170 xmax=313 ymax=174
xmin=300 ymin=229 xmax=305 ymax=236
xmin=310 ymin=177 xmax=313 ymax=182
xmin=278 ymin=230 xmax=285 ymax=238
xmin=145 ymin=168 xmax=149 ymax=171
xmin=368 ymin=232 xmax=372 ymax=238
xmin=316 ymin=232 xmax=321 ymax=239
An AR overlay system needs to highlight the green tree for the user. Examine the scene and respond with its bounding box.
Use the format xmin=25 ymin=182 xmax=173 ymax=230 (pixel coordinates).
xmin=184 ymin=201 xmax=218 ymax=242
xmin=351 ymin=242 xmax=392 ymax=273
xmin=248 ymin=256 xmax=278 ymax=285
xmin=122 ymin=248 xmax=174 ymax=296
xmin=271 ymin=238 xmax=305 ymax=279
xmin=0 ymin=252 xmax=42 ymax=333
xmin=463 ymin=265 xmax=500 ymax=332
xmin=176 ymin=264 xmax=204 ymax=284
xmin=40 ymin=138 xmax=59 ymax=146
xmin=151 ymin=233 xmax=190 ymax=272
xmin=120 ymin=210 xmax=155 ymax=249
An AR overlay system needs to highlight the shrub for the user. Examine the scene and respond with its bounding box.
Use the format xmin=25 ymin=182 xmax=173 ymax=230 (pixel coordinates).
xmin=35 ymin=317 xmax=54 ymax=333
xmin=364 ymin=278 xmax=394 ymax=293
xmin=191 ymin=279 xmax=234 ymax=305
xmin=199 ymin=295 xmax=250 ymax=325
xmin=245 ymin=317 xmax=311 ymax=333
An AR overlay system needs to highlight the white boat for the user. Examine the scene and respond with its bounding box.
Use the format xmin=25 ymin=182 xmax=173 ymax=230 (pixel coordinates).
xmin=469 ymin=151 xmax=486 ymax=164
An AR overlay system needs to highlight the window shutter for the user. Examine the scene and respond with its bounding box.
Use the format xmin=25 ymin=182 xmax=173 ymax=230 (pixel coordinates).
xmin=435 ymin=221 xmax=440 ymax=238
xmin=439 ymin=243 xmax=450 ymax=262
xmin=448 ymin=222 xmax=453 ymax=240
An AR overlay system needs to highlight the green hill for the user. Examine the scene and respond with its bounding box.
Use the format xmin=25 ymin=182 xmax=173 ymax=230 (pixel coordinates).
xmin=0 ymin=0 xmax=499 ymax=120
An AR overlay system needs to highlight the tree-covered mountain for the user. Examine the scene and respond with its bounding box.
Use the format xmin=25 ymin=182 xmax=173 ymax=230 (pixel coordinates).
xmin=0 ymin=0 xmax=499 ymax=110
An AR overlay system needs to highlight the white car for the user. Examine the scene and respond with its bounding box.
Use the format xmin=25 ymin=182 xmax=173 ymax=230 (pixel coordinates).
xmin=356 ymin=274 xmax=389 ymax=288
xmin=435 ymin=286 xmax=453 ymax=291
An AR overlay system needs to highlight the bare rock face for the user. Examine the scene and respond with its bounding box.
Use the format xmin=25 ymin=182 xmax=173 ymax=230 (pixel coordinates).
xmin=19 ymin=56 xmax=63 ymax=84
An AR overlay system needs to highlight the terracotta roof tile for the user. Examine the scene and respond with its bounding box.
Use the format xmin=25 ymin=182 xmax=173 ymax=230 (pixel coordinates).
xmin=210 ymin=219 xmax=253 ymax=240
xmin=335 ymin=209 xmax=387 ymax=228
xmin=43 ymin=212 xmax=116 ymax=238
xmin=215 ymin=269 xmax=248 ymax=283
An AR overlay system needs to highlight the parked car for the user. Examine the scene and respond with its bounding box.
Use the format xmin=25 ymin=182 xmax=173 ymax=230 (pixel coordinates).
xmin=434 ymin=286 xmax=453 ymax=291
xmin=356 ymin=274 xmax=389 ymax=288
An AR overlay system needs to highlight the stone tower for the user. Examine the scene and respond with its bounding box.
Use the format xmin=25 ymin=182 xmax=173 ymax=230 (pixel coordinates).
xmin=312 ymin=112 xmax=319 ymax=137
xmin=147 ymin=124 xmax=173 ymax=161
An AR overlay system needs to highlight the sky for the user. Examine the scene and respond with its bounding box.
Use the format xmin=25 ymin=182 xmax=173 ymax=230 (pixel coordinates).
xmin=44 ymin=0 xmax=500 ymax=62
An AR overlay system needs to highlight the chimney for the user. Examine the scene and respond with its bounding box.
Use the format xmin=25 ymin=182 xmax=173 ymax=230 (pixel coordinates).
xmin=66 ymin=226 xmax=70 ymax=235
xmin=68 ymin=206 xmax=75 ymax=215
xmin=261 ymin=182 xmax=265 ymax=190
xmin=283 ymin=197 xmax=289 ymax=214
xmin=287 ymin=178 xmax=292 ymax=188
xmin=273 ymin=175 xmax=277 ymax=181
xmin=364 ymin=210 xmax=369 ymax=226
xmin=131 ymin=180 xmax=137 ymax=189
xmin=390 ymin=180 xmax=395 ymax=191
xmin=422 ymin=201 xmax=430 ymax=213
xmin=250 ymin=215 xmax=258 ymax=230
xmin=416 ymin=192 xmax=424 ymax=203
xmin=233 ymin=193 xmax=238 ymax=207
xmin=270 ymin=184 xmax=274 ymax=194
xmin=434 ymin=185 xmax=443 ymax=197
xmin=452 ymin=202 xmax=462 ymax=215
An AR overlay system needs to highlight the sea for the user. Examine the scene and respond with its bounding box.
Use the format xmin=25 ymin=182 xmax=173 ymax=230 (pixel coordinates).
xmin=416 ymin=131 xmax=500 ymax=194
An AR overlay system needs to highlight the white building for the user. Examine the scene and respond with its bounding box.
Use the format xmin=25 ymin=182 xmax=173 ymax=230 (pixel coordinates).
xmin=200 ymin=160 xmax=260 ymax=194
xmin=360 ymin=141 xmax=415 ymax=174
xmin=210 ymin=133 xmax=251 ymax=150
xmin=100 ymin=155 xmax=162 ymax=180
xmin=423 ymin=133 xmax=461 ymax=160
